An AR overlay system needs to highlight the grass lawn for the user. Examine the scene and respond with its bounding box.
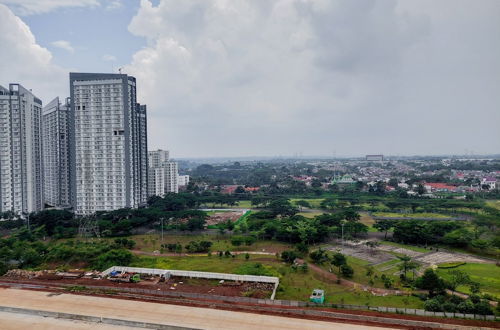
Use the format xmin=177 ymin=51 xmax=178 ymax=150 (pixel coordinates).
xmin=131 ymin=234 xmax=291 ymax=253
xmin=289 ymin=198 xmax=324 ymax=209
xmin=436 ymin=263 xmax=500 ymax=299
xmin=297 ymin=211 xmax=323 ymax=218
xmin=485 ymin=200 xmax=500 ymax=210
xmin=379 ymin=241 xmax=429 ymax=253
xmin=130 ymin=254 xmax=423 ymax=308
xmin=359 ymin=212 xmax=377 ymax=232
xmin=372 ymin=212 xmax=452 ymax=219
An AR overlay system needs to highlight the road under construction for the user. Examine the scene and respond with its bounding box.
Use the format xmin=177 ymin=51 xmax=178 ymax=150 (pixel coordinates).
xmin=0 ymin=281 xmax=498 ymax=329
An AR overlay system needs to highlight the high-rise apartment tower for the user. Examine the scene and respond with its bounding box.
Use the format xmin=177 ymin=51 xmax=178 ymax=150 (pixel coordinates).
xmin=0 ymin=84 xmax=44 ymax=214
xmin=42 ymin=97 xmax=71 ymax=208
xmin=69 ymin=73 xmax=148 ymax=215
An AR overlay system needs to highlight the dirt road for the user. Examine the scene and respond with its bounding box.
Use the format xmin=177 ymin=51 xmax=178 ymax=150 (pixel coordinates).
xmin=0 ymin=288 xmax=387 ymax=330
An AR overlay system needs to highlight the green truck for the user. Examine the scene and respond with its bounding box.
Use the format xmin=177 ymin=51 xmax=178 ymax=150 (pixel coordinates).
xmin=309 ymin=289 xmax=325 ymax=304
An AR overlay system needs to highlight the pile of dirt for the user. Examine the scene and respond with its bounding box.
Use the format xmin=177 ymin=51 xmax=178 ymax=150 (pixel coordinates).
xmin=206 ymin=212 xmax=243 ymax=226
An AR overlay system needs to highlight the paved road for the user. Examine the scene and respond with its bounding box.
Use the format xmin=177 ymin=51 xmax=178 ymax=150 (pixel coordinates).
xmin=0 ymin=288 xmax=388 ymax=330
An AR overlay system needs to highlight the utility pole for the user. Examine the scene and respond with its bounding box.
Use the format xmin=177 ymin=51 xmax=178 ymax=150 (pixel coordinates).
xmin=160 ymin=217 xmax=164 ymax=244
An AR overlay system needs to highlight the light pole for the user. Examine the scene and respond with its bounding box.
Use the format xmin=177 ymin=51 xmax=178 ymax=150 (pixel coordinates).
xmin=160 ymin=217 xmax=164 ymax=244
xmin=341 ymin=220 xmax=346 ymax=248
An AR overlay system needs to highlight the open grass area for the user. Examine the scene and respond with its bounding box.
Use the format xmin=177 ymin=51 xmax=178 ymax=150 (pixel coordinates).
xmin=359 ymin=212 xmax=377 ymax=232
xmin=289 ymin=198 xmax=324 ymax=209
xmin=130 ymin=254 xmax=423 ymax=308
xmin=379 ymin=241 xmax=429 ymax=253
xmin=436 ymin=263 xmax=500 ymax=299
xmin=297 ymin=211 xmax=323 ymax=218
xmin=131 ymin=234 xmax=291 ymax=253
xmin=372 ymin=212 xmax=452 ymax=219
xmin=485 ymin=200 xmax=500 ymax=210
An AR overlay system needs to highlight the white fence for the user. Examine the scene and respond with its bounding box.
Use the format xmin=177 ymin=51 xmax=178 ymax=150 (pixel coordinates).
xmin=102 ymin=266 xmax=280 ymax=300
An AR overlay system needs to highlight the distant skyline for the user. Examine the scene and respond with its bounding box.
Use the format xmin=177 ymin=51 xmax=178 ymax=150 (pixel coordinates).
xmin=1 ymin=0 xmax=499 ymax=158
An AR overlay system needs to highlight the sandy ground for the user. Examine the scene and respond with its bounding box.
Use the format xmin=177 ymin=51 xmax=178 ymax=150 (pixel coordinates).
xmin=0 ymin=311 xmax=140 ymax=330
xmin=0 ymin=288 xmax=388 ymax=330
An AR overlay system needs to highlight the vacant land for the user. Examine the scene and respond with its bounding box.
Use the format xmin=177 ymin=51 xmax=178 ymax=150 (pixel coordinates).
xmin=436 ymin=263 xmax=500 ymax=299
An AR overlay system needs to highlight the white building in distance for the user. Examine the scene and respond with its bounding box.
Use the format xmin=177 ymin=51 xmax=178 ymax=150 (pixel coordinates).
xmin=0 ymin=84 xmax=44 ymax=214
xmin=148 ymin=149 xmax=179 ymax=196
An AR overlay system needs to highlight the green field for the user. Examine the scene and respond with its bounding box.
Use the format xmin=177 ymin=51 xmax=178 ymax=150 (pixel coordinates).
xmin=130 ymin=234 xmax=291 ymax=253
xmin=297 ymin=211 xmax=323 ymax=218
xmin=289 ymin=198 xmax=324 ymax=209
xmin=436 ymin=263 xmax=500 ymax=299
xmin=131 ymin=254 xmax=423 ymax=308
xmin=372 ymin=212 xmax=452 ymax=219
xmin=485 ymin=200 xmax=500 ymax=210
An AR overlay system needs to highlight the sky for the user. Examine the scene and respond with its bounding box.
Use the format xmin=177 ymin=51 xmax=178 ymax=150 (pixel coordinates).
xmin=0 ymin=0 xmax=499 ymax=158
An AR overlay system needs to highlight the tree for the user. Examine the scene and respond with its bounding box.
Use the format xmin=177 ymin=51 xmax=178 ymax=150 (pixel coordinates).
xmin=447 ymin=269 xmax=470 ymax=291
xmin=309 ymin=248 xmax=329 ymax=265
xmin=340 ymin=264 xmax=354 ymax=278
xmin=415 ymin=269 xmax=445 ymax=296
xmin=443 ymin=228 xmax=474 ymax=247
xmin=280 ymin=250 xmax=298 ymax=264
xmin=235 ymin=186 xmax=245 ymax=194
xmin=470 ymin=239 xmax=490 ymax=251
xmin=269 ymin=199 xmax=298 ymax=217
xmin=417 ymin=184 xmax=426 ymax=195
xmin=295 ymin=200 xmax=311 ymax=211
xmin=397 ymin=255 xmax=413 ymax=280
xmin=331 ymin=252 xmax=347 ymax=273
xmin=245 ymin=253 xmax=250 ymax=261
xmin=373 ymin=220 xmax=396 ymax=239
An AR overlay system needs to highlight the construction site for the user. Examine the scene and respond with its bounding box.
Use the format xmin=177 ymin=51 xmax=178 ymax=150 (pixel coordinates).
xmin=2 ymin=266 xmax=278 ymax=300
xmin=1 ymin=266 xmax=499 ymax=329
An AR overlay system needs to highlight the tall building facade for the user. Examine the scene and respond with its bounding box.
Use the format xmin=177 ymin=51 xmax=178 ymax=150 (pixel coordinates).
xmin=148 ymin=150 xmax=179 ymax=196
xmin=69 ymin=73 xmax=148 ymax=215
xmin=42 ymin=97 xmax=71 ymax=208
xmin=0 ymin=84 xmax=44 ymax=214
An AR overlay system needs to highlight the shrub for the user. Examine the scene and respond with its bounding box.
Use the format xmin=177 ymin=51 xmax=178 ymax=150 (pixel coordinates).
xmin=340 ymin=264 xmax=354 ymax=278
xmin=424 ymin=299 xmax=442 ymax=312
xmin=437 ymin=262 xmax=466 ymax=269
xmin=281 ymin=250 xmax=299 ymax=264
xmin=457 ymin=300 xmax=475 ymax=314
xmin=474 ymin=301 xmax=493 ymax=315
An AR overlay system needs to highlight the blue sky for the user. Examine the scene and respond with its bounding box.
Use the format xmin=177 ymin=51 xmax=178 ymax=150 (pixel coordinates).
xmin=0 ymin=0 xmax=499 ymax=158
xmin=18 ymin=1 xmax=144 ymax=83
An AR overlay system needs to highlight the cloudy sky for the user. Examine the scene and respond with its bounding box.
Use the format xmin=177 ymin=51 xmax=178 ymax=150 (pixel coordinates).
xmin=0 ymin=0 xmax=499 ymax=158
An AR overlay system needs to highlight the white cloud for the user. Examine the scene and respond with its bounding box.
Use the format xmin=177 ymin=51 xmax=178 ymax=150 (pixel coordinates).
xmin=102 ymin=54 xmax=117 ymax=61
xmin=124 ymin=0 xmax=500 ymax=157
xmin=51 ymin=40 xmax=74 ymax=53
xmin=0 ymin=4 xmax=67 ymax=103
xmin=0 ymin=0 xmax=99 ymax=15
xmin=105 ymin=0 xmax=121 ymax=10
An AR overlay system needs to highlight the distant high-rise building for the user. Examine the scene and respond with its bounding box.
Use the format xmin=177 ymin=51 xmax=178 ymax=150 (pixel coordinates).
xmin=0 ymin=84 xmax=44 ymax=214
xmin=148 ymin=150 xmax=179 ymax=196
xmin=42 ymin=97 xmax=71 ymax=208
xmin=69 ymin=73 xmax=148 ymax=215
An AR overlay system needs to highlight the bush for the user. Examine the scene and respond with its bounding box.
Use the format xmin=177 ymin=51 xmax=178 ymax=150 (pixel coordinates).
xmin=442 ymin=302 xmax=457 ymax=312
xmin=457 ymin=300 xmax=475 ymax=314
xmin=340 ymin=264 xmax=354 ymax=278
xmin=231 ymin=236 xmax=244 ymax=246
xmin=92 ymin=249 xmax=133 ymax=270
xmin=309 ymin=248 xmax=329 ymax=265
xmin=474 ymin=301 xmax=493 ymax=315
xmin=424 ymin=299 xmax=442 ymax=312
xmin=281 ymin=250 xmax=299 ymax=264
xmin=437 ymin=262 xmax=466 ymax=269
xmin=185 ymin=241 xmax=212 ymax=253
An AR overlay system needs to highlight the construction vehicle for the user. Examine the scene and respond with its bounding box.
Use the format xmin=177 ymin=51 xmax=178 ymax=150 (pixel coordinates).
xmin=309 ymin=289 xmax=325 ymax=304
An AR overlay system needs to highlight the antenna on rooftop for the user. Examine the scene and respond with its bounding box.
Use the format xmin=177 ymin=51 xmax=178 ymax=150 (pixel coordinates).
xmin=118 ymin=67 xmax=122 ymax=74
